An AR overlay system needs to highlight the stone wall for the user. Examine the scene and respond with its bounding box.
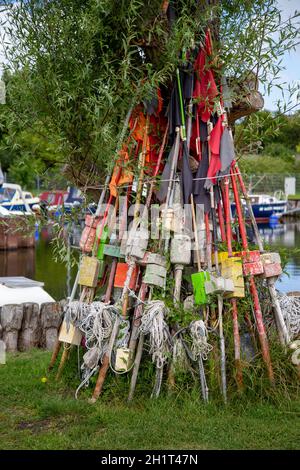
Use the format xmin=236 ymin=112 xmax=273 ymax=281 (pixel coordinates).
xmin=0 ymin=301 xmax=64 ymax=352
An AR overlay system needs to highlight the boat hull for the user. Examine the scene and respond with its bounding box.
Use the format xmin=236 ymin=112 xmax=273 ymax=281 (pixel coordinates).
xmin=231 ymin=201 xmax=287 ymax=221
xmin=1 ymin=202 xmax=37 ymax=212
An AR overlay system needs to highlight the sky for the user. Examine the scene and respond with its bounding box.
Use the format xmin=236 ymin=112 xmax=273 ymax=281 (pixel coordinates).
xmin=0 ymin=1 xmax=299 ymax=112
xmin=263 ymin=0 xmax=300 ymax=111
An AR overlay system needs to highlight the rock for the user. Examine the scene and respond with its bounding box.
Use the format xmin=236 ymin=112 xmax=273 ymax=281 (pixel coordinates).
xmin=18 ymin=303 xmax=41 ymax=351
xmin=40 ymin=302 xmax=63 ymax=350
xmin=0 ymin=304 xmax=24 ymax=351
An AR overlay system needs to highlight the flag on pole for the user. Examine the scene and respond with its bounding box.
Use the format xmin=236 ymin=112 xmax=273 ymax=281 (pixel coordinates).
xmin=204 ymin=116 xmax=223 ymax=189
xmin=193 ymin=30 xmax=218 ymax=123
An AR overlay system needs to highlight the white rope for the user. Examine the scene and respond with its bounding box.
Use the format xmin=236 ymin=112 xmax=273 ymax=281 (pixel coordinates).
xmin=128 ymin=288 xmax=148 ymax=306
xmin=68 ymin=301 xmax=119 ymax=398
xmin=139 ymin=300 xmax=171 ymax=369
xmin=75 ymin=365 xmax=99 ymax=400
xmin=278 ymin=294 xmax=300 ymax=339
xmin=189 ymin=320 xmax=213 ymax=361
xmin=79 ymin=302 xmax=118 ymax=358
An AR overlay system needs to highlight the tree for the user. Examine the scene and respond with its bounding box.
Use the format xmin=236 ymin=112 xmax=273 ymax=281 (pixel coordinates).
xmin=0 ymin=99 xmax=63 ymax=188
xmin=235 ymin=110 xmax=300 ymax=157
xmin=0 ymin=0 xmax=299 ymax=188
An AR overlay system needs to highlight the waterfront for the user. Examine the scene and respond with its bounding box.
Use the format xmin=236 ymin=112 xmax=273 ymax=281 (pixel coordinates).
xmin=0 ymin=222 xmax=299 ymax=300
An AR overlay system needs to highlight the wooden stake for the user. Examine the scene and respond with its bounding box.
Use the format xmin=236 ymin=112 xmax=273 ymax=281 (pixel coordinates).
xmin=56 ymin=345 xmax=71 ymax=380
xmin=230 ymin=167 xmax=274 ymax=384
xmin=222 ymin=177 xmax=243 ymax=390
xmin=233 ymin=161 xmax=290 ymax=346
xmin=48 ymin=340 xmax=62 ymax=371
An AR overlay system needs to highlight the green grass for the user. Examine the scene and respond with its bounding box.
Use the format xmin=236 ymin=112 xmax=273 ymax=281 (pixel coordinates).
xmin=0 ymin=350 xmax=299 ymax=450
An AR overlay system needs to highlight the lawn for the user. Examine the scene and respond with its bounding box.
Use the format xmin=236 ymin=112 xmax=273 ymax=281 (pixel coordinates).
xmin=0 ymin=350 xmax=299 ymax=450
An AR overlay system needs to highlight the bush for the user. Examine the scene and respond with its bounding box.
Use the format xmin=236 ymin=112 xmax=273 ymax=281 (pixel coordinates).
xmin=262 ymin=143 xmax=294 ymax=162
xmin=239 ymin=154 xmax=296 ymax=175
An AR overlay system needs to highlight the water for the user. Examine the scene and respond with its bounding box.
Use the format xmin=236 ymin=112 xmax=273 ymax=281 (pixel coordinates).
xmin=0 ymin=225 xmax=79 ymax=300
xmin=0 ymin=222 xmax=299 ymax=300
xmin=258 ymin=221 xmax=300 ymax=293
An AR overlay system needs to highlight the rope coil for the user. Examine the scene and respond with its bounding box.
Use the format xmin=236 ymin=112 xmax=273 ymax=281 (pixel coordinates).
xmin=189 ymin=320 xmax=213 ymax=361
xmin=278 ymin=294 xmax=300 ymax=339
xmin=139 ymin=300 xmax=172 ymax=369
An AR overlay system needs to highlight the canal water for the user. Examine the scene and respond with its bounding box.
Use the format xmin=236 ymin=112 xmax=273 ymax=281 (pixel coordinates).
xmin=0 ymin=222 xmax=299 ymax=300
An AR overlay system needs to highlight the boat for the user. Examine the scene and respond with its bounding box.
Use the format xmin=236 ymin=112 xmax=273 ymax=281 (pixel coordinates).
xmin=39 ymin=187 xmax=83 ymax=215
xmin=0 ymin=183 xmax=40 ymax=214
xmin=231 ymin=192 xmax=287 ymax=222
xmin=63 ymin=187 xmax=83 ymax=213
xmin=0 ymin=277 xmax=54 ymax=306
xmin=39 ymin=189 xmax=68 ymax=214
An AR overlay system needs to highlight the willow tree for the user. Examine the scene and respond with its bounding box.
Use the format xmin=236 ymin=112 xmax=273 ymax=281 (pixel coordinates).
xmin=1 ymin=0 xmax=299 ymax=189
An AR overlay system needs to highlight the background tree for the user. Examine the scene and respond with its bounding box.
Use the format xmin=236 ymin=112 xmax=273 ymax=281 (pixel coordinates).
xmin=0 ymin=0 xmax=299 ymax=190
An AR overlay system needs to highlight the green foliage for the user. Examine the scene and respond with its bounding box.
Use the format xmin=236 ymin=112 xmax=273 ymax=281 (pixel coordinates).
xmin=236 ymin=110 xmax=300 ymax=175
xmin=235 ymin=110 xmax=300 ymax=159
xmin=262 ymin=143 xmax=294 ymax=162
xmin=239 ymin=154 xmax=296 ymax=175
xmin=235 ymin=110 xmax=285 ymax=155
xmin=0 ymin=0 xmax=299 ymax=187
xmin=0 ymin=103 xmax=63 ymax=188
xmin=220 ymin=1 xmax=300 ymax=97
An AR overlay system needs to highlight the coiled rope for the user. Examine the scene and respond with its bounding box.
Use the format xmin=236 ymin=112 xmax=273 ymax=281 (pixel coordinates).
xmin=139 ymin=300 xmax=172 ymax=369
xmin=71 ymin=302 xmax=119 ymax=399
xmin=278 ymin=294 xmax=300 ymax=339
xmin=189 ymin=320 xmax=213 ymax=361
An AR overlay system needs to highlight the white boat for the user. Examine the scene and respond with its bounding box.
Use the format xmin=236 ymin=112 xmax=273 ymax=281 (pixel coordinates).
xmin=0 ymin=277 xmax=54 ymax=307
xmin=232 ymin=192 xmax=287 ymax=221
xmin=0 ymin=205 xmax=27 ymax=217
xmin=0 ymin=183 xmax=40 ymax=214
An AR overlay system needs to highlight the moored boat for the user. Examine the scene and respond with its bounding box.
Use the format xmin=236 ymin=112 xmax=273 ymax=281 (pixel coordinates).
xmin=0 ymin=183 xmax=40 ymax=214
xmin=39 ymin=187 xmax=83 ymax=215
xmin=232 ymin=193 xmax=287 ymax=222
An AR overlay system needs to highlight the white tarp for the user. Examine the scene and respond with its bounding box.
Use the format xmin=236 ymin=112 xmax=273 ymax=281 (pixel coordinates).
xmin=0 ymin=284 xmax=55 ymax=307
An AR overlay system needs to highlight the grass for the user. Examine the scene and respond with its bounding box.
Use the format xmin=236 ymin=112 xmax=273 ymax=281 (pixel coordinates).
xmin=0 ymin=349 xmax=299 ymax=450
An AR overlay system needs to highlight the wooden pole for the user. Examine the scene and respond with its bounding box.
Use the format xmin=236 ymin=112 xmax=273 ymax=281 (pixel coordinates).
xmin=230 ymin=167 xmax=274 ymax=384
xmin=233 ymin=162 xmax=290 ymax=346
xmin=222 ymin=176 xmax=243 ymax=390
xmin=56 ymin=345 xmax=71 ymax=380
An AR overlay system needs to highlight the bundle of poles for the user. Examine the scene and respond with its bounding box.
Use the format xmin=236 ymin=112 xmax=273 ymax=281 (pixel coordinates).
xmin=48 ymin=25 xmax=292 ymax=402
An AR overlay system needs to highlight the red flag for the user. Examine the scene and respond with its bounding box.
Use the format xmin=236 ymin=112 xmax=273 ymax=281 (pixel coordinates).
xmin=205 ymin=117 xmax=223 ymax=187
xmin=193 ymin=30 xmax=218 ymax=122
